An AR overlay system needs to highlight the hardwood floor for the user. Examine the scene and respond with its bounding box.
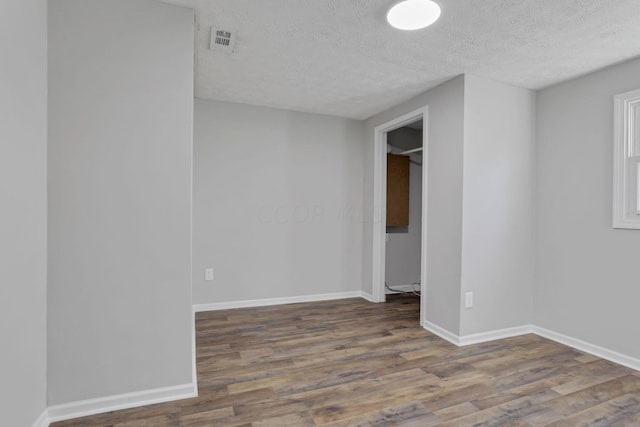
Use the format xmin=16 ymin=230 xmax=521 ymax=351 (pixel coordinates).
xmin=53 ymin=295 xmax=640 ymax=426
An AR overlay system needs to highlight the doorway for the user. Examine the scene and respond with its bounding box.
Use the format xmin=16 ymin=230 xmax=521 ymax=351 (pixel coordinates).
xmin=372 ymin=107 xmax=428 ymax=326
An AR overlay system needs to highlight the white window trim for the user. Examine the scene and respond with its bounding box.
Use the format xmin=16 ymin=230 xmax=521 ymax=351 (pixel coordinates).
xmin=613 ymin=88 xmax=640 ymax=229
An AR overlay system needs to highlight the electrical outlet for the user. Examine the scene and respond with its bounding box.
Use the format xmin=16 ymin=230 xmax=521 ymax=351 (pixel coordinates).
xmin=205 ymin=268 xmax=214 ymax=281
xmin=464 ymin=292 xmax=474 ymax=308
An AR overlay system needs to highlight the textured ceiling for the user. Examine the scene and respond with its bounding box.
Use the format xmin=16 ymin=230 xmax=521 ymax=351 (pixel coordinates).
xmin=162 ymin=0 xmax=640 ymax=119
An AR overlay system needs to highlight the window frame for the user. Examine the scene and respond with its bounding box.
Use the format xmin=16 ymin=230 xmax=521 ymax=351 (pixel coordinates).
xmin=613 ymin=88 xmax=640 ymax=229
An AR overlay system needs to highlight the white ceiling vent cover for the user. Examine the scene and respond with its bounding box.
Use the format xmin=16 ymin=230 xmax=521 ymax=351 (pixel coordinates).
xmin=210 ymin=28 xmax=236 ymax=53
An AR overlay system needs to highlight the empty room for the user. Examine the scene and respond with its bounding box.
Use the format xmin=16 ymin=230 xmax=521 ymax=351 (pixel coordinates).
xmin=3 ymin=0 xmax=640 ymax=426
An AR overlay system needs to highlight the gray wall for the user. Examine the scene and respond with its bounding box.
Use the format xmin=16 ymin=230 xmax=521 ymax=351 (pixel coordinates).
xmin=0 ymin=0 xmax=48 ymax=424
xmin=535 ymin=57 xmax=640 ymax=359
xmin=48 ymin=0 xmax=194 ymax=404
xmin=364 ymin=77 xmax=465 ymax=334
xmin=460 ymin=75 xmax=536 ymax=335
xmin=193 ymin=99 xmax=364 ymax=304
xmin=386 ymin=127 xmax=422 ymax=151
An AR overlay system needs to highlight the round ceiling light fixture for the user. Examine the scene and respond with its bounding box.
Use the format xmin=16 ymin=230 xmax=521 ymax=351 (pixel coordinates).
xmin=386 ymin=0 xmax=441 ymax=31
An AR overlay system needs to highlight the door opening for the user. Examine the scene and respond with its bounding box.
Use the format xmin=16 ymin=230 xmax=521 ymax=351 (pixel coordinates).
xmin=372 ymin=107 xmax=428 ymax=325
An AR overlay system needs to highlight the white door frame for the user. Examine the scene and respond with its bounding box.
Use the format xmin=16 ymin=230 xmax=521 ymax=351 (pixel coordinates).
xmin=372 ymin=106 xmax=429 ymax=326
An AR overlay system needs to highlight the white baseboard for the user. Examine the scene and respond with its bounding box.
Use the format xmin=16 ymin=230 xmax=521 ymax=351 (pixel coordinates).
xmin=459 ymin=325 xmax=534 ymax=346
xmin=425 ymin=322 xmax=532 ymax=347
xmin=423 ymin=321 xmax=460 ymax=346
xmin=32 ymin=409 xmax=49 ymax=427
xmin=193 ymin=291 xmax=364 ymax=312
xmin=422 ymin=320 xmax=640 ymax=373
xmin=360 ymin=291 xmax=376 ymax=303
xmin=532 ymin=326 xmax=640 ymax=372
xmin=46 ymin=382 xmax=197 ymax=424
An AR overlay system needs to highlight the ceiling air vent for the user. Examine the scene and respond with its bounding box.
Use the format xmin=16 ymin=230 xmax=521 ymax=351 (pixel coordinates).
xmin=210 ymin=28 xmax=236 ymax=53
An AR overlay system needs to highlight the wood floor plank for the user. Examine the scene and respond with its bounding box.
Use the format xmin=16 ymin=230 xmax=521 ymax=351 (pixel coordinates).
xmin=543 ymin=375 xmax=640 ymax=419
xmin=319 ymin=402 xmax=439 ymax=427
xmin=433 ymin=401 xmax=479 ymax=421
xmin=251 ymin=412 xmax=316 ymax=427
xmin=112 ymin=414 xmax=179 ymax=427
xmin=180 ymin=387 xmax=276 ymax=417
xmin=285 ymin=368 xmax=436 ymax=409
xmin=179 ymin=407 xmax=236 ymax=427
xmin=608 ymin=412 xmax=640 ymax=426
xmin=422 ymin=382 xmax=494 ymax=412
xmin=51 ymin=295 xmax=640 ymax=427
xmin=542 ymin=394 xmax=640 ymax=427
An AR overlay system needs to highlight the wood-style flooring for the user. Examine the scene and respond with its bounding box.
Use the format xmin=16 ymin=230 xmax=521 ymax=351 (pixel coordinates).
xmin=53 ymin=295 xmax=640 ymax=426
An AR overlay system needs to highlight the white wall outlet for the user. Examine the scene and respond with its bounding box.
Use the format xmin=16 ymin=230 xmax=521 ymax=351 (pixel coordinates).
xmin=464 ymin=292 xmax=474 ymax=308
xmin=205 ymin=268 xmax=214 ymax=281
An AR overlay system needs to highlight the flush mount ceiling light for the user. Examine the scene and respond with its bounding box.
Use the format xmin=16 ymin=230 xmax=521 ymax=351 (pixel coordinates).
xmin=387 ymin=0 xmax=441 ymax=30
